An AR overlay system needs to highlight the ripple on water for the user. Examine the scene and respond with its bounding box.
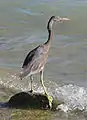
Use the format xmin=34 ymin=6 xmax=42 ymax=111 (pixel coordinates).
xmin=16 ymin=8 xmax=43 ymax=16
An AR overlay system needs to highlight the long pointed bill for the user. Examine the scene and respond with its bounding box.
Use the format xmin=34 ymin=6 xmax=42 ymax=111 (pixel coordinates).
xmin=61 ymin=17 xmax=70 ymax=21
xmin=56 ymin=17 xmax=70 ymax=22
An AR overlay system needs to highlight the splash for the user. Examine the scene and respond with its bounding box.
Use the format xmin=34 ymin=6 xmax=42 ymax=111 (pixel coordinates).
xmin=0 ymin=73 xmax=87 ymax=112
xmin=53 ymin=84 xmax=87 ymax=112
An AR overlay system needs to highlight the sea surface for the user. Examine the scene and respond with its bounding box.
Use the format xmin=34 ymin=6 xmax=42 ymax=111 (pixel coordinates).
xmin=0 ymin=0 xmax=87 ymax=120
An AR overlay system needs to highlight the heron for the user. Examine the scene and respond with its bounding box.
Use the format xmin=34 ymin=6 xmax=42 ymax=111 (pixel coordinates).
xmin=19 ymin=16 xmax=69 ymax=108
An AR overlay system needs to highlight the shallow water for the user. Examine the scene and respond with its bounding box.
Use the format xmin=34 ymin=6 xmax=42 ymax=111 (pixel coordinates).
xmin=0 ymin=0 xmax=87 ymax=120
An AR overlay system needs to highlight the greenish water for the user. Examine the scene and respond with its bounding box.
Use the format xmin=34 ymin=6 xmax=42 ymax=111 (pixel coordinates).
xmin=0 ymin=0 xmax=87 ymax=120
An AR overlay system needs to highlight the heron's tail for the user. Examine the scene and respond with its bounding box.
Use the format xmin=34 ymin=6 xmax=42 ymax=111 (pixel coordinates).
xmin=19 ymin=68 xmax=30 ymax=80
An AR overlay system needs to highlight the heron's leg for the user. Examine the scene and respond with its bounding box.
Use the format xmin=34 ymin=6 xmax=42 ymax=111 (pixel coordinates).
xmin=30 ymin=75 xmax=33 ymax=93
xmin=40 ymin=71 xmax=53 ymax=109
xmin=40 ymin=71 xmax=47 ymax=94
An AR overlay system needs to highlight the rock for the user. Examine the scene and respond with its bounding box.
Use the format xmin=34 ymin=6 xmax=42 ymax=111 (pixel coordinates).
xmin=8 ymin=92 xmax=50 ymax=109
xmin=8 ymin=91 xmax=63 ymax=110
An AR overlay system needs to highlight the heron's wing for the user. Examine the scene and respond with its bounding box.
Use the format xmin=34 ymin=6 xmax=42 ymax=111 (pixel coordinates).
xmin=22 ymin=45 xmax=44 ymax=68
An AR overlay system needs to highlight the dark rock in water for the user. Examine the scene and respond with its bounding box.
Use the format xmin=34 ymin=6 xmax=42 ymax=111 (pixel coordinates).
xmin=8 ymin=92 xmax=51 ymax=110
xmin=7 ymin=91 xmax=63 ymax=110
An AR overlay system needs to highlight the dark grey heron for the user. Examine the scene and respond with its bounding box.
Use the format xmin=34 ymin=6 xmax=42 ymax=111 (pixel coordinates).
xmin=19 ymin=16 xmax=69 ymax=108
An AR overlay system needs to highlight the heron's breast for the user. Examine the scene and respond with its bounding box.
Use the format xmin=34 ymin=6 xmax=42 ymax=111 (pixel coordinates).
xmin=30 ymin=45 xmax=50 ymax=73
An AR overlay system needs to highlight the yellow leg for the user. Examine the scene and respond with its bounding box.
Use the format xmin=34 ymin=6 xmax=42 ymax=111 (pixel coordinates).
xmin=40 ymin=71 xmax=47 ymax=94
xmin=30 ymin=75 xmax=33 ymax=93
xmin=40 ymin=71 xmax=53 ymax=109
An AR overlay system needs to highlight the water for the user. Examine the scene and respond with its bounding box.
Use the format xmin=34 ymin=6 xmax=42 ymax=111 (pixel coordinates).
xmin=0 ymin=0 xmax=87 ymax=119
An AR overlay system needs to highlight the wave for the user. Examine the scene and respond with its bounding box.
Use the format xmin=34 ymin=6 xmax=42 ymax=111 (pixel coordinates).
xmin=0 ymin=73 xmax=87 ymax=112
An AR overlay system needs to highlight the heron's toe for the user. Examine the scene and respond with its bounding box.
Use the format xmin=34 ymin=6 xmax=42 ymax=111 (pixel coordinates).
xmin=45 ymin=93 xmax=53 ymax=109
xmin=48 ymin=95 xmax=53 ymax=109
xmin=29 ymin=90 xmax=33 ymax=93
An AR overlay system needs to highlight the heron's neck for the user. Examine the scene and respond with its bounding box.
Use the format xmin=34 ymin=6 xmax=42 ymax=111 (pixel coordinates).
xmin=44 ymin=29 xmax=53 ymax=45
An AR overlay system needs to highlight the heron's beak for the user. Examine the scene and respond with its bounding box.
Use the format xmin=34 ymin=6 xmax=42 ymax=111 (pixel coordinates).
xmin=61 ymin=17 xmax=70 ymax=21
xmin=56 ymin=17 xmax=70 ymax=22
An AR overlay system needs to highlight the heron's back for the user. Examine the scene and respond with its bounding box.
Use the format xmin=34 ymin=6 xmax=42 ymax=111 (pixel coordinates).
xmin=20 ymin=44 xmax=50 ymax=78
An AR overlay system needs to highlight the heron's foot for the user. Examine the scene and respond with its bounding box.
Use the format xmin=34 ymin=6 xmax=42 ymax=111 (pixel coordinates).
xmin=29 ymin=89 xmax=33 ymax=93
xmin=45 ymin=93 xmax=53 ymax=109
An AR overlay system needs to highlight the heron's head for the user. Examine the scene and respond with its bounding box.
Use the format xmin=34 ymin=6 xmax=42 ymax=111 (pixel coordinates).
xmin=47 ymin=16 xmax=70 ymax=31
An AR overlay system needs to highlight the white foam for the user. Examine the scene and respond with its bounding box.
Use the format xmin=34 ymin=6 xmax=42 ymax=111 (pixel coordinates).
xmin=0 ymin=74 xmax=87 ymax=112
xmin=53 ymin=84 xmax=87 ymax=112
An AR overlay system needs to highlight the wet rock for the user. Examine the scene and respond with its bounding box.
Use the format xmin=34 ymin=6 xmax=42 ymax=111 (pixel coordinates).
xmin=7 ymin=91 xmax=63 ymax=110
xmin=8 ymin=92 xmax=50 ymax=109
